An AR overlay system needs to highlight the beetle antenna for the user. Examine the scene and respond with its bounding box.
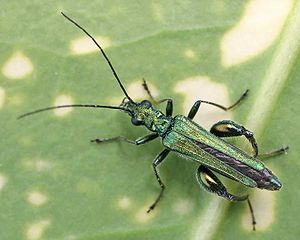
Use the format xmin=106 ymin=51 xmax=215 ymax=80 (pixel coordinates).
xmin=61 ymin=12 xmax=134 ymax=103
xmin=18 ymin=104 xmax=129 ymax=119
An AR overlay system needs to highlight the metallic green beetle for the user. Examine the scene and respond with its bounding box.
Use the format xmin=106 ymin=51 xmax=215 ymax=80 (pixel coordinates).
xmin=19 ymin=12 xmax=288 ymax=230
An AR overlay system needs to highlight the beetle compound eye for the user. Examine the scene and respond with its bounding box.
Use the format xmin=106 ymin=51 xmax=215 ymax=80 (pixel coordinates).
xmin=141 ymin=100 xmax=152 ymax=108
xmin=131 ymin=118 xmax=143 ymax=126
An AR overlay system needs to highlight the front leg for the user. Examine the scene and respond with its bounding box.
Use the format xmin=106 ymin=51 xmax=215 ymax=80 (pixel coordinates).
xmin=91 ymin=132 xmax=158 ymax=145
xmin=142 ymin=79 xmax=173 ymax=116
xmin=210 ymin=120 xmax=258 ymax=157
xmin=196 ymin=165 xmax=256 ymax=230
xmin=164 ymin=99 xmax=173 ymax=116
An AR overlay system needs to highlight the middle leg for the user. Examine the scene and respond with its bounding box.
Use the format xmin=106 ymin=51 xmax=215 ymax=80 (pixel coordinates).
xmin=187 ymin=89 xmax=249 ymax=120
xmin=147 ymin=149 xmax=170 ymax=213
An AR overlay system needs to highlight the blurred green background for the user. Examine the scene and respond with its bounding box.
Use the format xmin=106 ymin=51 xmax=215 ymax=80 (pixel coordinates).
xmin=1 ymin=1 xmax=300 ymax=240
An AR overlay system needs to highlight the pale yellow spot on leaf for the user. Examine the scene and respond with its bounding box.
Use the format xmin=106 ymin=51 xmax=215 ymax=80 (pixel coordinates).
xmin=242 ymin=190 xmax=276 ymax=231
xmin=65 ymin=235 xmax=76 ymax=240
xmin=117 ymin=196 xmax=131 ymax=210
xmin=192 ymin=197 xmax=223 ymax=240
xmin=27 ymin=191 xmax=48 ymax=206
xmin=54 ymin=95 xmax=73 ymax=116
xmin=10 ymin=94 xmax=24 ymax=106
xmin=26 ymin=219 xmax=50 ymax=240
xmin=184 ymin=49 xmax=196 ymax=59
xmin=172 ymin=198 xmax=194 ymax=215
xmin=174 ymin=76 xmax=232 ymax=129
xmin=71 ymin=36 xmax=111 ymax=55
xmin=135 ymin=202 xmax=156 ymax=223
xmin=221 ymin=0 xmax=293 ymax=67
xmin=0 ymin=174 xmax=8 ymax=190
xmin=2 ymin=52 xmax=33 ymax=79
xmin=0 ymin=87 xmax=5 ymax=109
xmin=152 ymin=3 xmax=165 ymax=22
xmin=23 ymin=159 xmax=53 ymax=172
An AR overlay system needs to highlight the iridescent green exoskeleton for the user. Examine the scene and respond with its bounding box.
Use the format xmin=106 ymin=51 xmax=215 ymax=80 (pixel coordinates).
xmin=19 ymin=13 xmax=288 ymax=231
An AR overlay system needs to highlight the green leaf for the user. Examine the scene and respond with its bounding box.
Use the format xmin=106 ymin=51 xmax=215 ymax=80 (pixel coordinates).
xmin=1 ymin=1 xmax=299 ymax=240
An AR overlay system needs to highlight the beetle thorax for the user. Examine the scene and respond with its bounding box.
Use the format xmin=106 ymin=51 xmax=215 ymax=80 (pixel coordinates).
xmin=135 ymin=105 xmax=171 ymax=134
xmin=121 ymin=99 xmax=171 ymax=136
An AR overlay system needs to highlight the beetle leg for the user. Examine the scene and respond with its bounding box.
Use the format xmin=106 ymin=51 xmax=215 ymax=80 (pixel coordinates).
xmin=142 ymin=78 xmax=158 ymax=102
xmin=196 ymin=165 xmax=248 ymax=201
xmin=258 ymin=146 xmax=289 ymax=159
xmin=210 ymin=120 xmax=258 ymax=157
xmin=187 ymin=101 xmax=201 ymax=119
xmin=91 ymin=132 xmax=158 ymax=145
xmin=187 ymin=89 xmax=248 ymax=118
xmin=147 ymin=149 xmax=170 ymax=213
xmin=188 ymin=100 xmax=202 ymax=120
xmin=187 ymin=90 xmax=249 ymax=119
xmin=164 ymin=99 xmax=173 ymax=116
xmin=142 ymin=79 xmax=173 ymax=116
xmin=196 ymin=165 xmax=256 ymax=230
